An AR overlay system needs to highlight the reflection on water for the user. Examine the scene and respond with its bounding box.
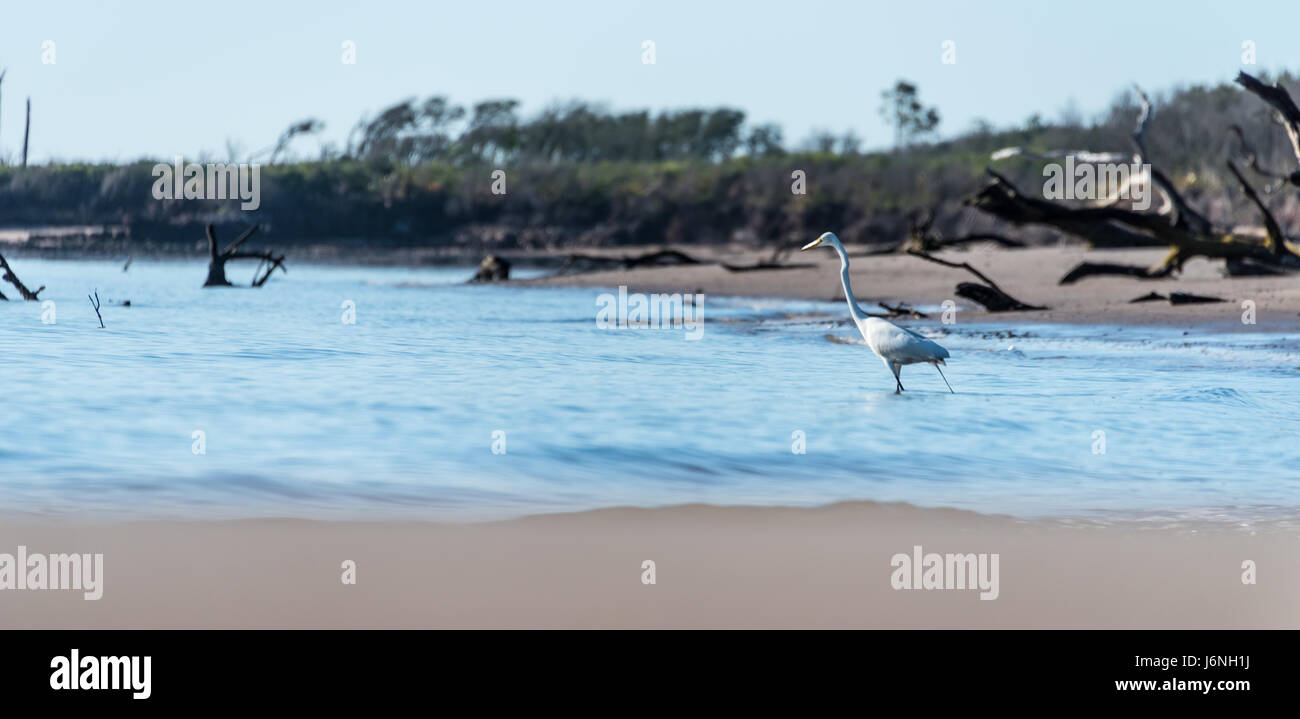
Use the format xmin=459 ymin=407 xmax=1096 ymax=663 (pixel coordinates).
xmin=1 ymin=258 xmax=1297 ymax=522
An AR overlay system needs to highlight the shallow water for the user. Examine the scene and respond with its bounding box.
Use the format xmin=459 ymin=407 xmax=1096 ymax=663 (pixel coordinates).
xmin=1 ymin=258 xmax=1297 ymax=522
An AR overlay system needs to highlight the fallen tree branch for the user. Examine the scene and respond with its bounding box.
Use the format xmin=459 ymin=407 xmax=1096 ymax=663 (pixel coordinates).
xmin=1226 ymin=160 xmax=1288 ymax=257
xmin=557 ymin=249 xmax=702 ymax=275
xmin=905 ymin=248 xmax=1046 ymax=311
xmin=1130 ymin=291 xmax=1165 ymax=303
xmin=1169 ymin=291 xmax=1225 ymax=305
xmin=971 ymin=169 xmax=1300 ymax=280
xmin=1128 ymin=290 xmax=1224 ymax=304
xmin=1228 ymin=124 xmax=1300 ymax=191
xmin=0 ymin=251 xmax=44 ymax=300
xmin=720 ymin=260 xmax=816 ymax=272
xmin=1060 ymin=261 xmax=1170 ymax=284
xmin=1236 ymin=71 xmax=1300 ymax=171
xmin=865 ymin=302 xmax=928 ymax=319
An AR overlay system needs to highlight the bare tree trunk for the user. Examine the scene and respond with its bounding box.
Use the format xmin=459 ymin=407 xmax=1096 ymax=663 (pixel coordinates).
xmin=21 ymin=97 xmax=30 ymax=168
xmin=202 ymin=223 xmax=286 ymax=288
xmin=0 ymin=68 xmax=6 ymax=163
xmin=204 ymin=224 xmax=232 ymax=286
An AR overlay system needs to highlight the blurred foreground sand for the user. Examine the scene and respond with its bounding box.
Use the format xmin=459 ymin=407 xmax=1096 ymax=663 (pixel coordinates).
xmin=3 ymin=502 xmax=1294 ymax=629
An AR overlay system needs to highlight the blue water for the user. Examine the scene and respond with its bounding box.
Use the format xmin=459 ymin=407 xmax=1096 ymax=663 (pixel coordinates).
xmin=1 ymin=258 xmax=1298 ymax=521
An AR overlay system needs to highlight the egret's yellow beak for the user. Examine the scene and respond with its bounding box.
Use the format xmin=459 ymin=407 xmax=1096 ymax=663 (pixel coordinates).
xmin=800 ymin=237 xmax=822 ymax=251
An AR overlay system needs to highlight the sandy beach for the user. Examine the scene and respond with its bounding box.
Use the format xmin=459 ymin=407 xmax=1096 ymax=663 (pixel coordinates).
xmin=521 ymin=245 xmax=1300 ymax=331
xmin=1 ymin=503 xmax=1294 ymax=629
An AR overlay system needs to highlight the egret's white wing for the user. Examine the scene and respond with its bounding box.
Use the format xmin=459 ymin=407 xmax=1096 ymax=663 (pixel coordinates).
xmin=862 ymin=318 xmax=950 ymax=363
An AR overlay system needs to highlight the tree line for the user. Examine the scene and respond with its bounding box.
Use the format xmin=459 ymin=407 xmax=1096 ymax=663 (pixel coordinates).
xmin=285 ymin=80 xmax=941 ymax=167
xmin=0 ymin=74 xmax=1297 ymax=257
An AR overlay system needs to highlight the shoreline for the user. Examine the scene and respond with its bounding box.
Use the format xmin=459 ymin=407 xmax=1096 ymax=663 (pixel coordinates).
xmin=3 ymin=500 xmax=1295 ymax=629
xmin=6 ymin=243 xmax=1299 ymax=330
xmin=517 ymin=245 xmax=1300 ymax=332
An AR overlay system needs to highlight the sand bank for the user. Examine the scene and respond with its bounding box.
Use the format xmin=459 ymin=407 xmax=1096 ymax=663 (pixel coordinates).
xmin=520 ymin=245 xmax=1300 ymax=330
xmin=2 ymin=502 xmax=1294 ymax=629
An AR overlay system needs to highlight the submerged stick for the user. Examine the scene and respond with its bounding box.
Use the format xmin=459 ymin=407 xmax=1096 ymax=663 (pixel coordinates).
xmin=89 ymin=290 xmax=104 ymax=328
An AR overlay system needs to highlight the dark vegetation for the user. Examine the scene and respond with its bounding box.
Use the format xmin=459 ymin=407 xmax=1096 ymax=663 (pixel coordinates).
xmin=1 ymin=72 xmax=1299 ymax=288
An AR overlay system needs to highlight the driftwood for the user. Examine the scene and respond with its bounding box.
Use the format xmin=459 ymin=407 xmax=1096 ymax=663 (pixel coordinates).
xmin=975 ymin=83 xmax=1300 ymax=282
xmin=1128 ymin=291 xmax=1224 ymax=304
xmin=898 ymin=210 xmax=1043 ymax=311
xmin=1060 ymin=261 xmax=1159 ymax=284
xmin=0 ymin=251 xmax=44 ymax=300
xmin=721 ymin=260 xmax=815 ymax=272
xmin=557 ymin=249 xmax=701 ymax=275
xmin=905 ymin=248 xmax=1045 ymax=311
xmin=203 ymin=223 xmax=286 ymax=288
xmin=1169 ymin=291 xmax=1225 ymax=305
xmin=722 ymin=242 xmax=817 ymax=272
xmin=1129 ymin=291 xmax=1165 ymax=303
xmin=972 ymin=166 xmax=1300 ymax=283
xmin=470 ymin=254 xmax=511 ymax=282
xmin=869 ymin=302 xmax=928 ymax=319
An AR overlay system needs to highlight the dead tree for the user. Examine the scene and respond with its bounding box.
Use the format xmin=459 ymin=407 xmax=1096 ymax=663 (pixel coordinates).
xmin=21 ymin=97 xmax=29 ymax=168
xmin=0 ymin=68 xmax=6 ymax=161
xmin=972 ymin=85 xmax=1300 ymax=283
xmin=0 ymin=251 xmax=44 ymax=300
xmin=1236 ymin=71 xmax=1300 ymax=182
xmin=203 ymin=223 xmax=286 ymax=288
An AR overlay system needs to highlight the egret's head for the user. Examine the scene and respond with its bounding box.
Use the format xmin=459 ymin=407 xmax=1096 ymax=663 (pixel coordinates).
xmin=800 ymin=231 xmax=840 ymax=252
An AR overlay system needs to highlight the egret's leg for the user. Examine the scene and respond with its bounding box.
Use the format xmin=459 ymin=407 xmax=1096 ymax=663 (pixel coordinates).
xmin=934 ymin=363 xmax=954 ymax=393
xmin=879 ymin=356 xmax=898 ymax=392
xmin=892 ymin=363 xmax=904 ymax=393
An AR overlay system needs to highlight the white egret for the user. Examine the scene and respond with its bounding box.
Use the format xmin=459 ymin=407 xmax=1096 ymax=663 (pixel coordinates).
xmin=801 ymin=231 xmax=953 ymax=394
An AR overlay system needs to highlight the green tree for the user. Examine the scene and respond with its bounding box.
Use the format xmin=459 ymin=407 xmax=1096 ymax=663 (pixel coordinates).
xmin=878 ymin=80 xmax=940 ymax=147
xmin=744 ymin=123 xmax=785 ymax=157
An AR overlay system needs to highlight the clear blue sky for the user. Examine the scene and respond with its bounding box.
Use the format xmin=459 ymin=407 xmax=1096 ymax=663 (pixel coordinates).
xmin=1 ymin=0 xmax=1297 ymax=162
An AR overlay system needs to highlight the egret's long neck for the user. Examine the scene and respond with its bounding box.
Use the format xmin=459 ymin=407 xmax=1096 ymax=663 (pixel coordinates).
xmin=832 ymin=243 xmax=869 ymax=322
